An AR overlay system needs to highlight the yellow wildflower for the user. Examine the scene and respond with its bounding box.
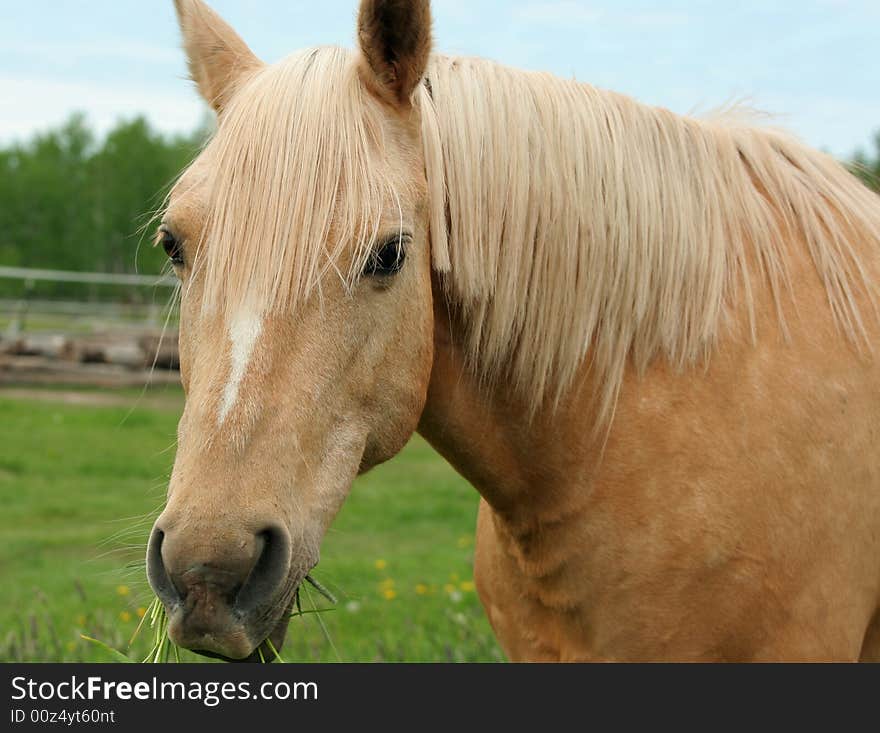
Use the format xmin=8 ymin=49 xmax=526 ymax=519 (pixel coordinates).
xmin=116 ymin=585 xmax=130 ymax=597
xmin=119 ymin=611 xmax=132 ymax=623
xmin=374 ymin=559 xmax=387 ymax=571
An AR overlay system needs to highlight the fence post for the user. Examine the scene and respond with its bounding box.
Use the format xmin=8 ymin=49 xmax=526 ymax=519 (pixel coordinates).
xmin=6 ymin=278 xmax=34 ymax=338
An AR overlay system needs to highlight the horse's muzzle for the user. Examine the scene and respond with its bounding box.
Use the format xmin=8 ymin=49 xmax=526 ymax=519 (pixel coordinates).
xmin=146 ymin=520 xmax=293 ymax=661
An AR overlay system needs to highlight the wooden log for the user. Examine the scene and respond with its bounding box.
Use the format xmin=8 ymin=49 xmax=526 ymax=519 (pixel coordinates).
xmin=138 ymin=332 xmax=180 ymax=370
xmin=67 ymin=334 xmax=152 ymax=369
xmin=103 ymin=343 xmax=147 ymax=369
xmin=7 ymin=334 xmax=69 ymax=359
xmin=0 ymin=354 xmax=181 ymax=388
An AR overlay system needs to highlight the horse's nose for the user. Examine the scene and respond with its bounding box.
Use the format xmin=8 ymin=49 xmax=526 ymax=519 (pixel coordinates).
xmin=146 ymin=519 xmax=291 ymax=659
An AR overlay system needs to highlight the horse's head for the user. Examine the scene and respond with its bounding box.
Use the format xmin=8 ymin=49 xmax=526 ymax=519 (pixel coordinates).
xmin=147 ymin=0 xmax=436 ymax=661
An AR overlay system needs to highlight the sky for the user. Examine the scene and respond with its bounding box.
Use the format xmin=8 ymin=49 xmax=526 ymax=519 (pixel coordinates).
xmin=0 ymin=0 xmax=878 ymax=157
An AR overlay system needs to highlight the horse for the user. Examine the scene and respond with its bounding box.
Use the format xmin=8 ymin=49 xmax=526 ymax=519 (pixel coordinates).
xmin=146 ymin=0 xmax=880 ymax=662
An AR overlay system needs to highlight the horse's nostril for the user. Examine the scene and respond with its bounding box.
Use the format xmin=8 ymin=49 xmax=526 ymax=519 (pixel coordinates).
xmin=146 ymin=527 xmax=181 ymax=608
xmin=146 ymin=519 xmax=292 ymax=659
xmin=148 ymin=521 xmax=291 ymax=612
xmin=235 ymin=525 xmax=292 ymax=615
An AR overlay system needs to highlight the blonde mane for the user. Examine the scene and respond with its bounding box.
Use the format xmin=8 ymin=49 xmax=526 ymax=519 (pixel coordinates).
xmin=421 ymin=55 xmax=880 ymax=421
xmin=188 ymin=47 xmax=880 ymax=423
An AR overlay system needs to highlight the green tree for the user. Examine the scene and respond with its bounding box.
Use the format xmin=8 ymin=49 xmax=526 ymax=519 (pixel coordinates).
xmin=851 ymin=132 xmax=880 ymax=192
xmin=0 ymin=113 xmax=208 ymax=299
xmin=0 ymin=114 xmax=96 ymax=274
xmin=89 ymin=118 xmax=202 ymax=276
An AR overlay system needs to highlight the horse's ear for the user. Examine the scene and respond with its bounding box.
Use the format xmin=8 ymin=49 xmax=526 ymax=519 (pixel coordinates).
xmin=357 ymin=0 xmax=433 ymax=106
xmin=173 ymin=0 xmax=262 ymax=113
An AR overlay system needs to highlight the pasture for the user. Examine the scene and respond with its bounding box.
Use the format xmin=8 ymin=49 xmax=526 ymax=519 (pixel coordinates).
xmin=0 ymin=388 xmax=502 ymax=663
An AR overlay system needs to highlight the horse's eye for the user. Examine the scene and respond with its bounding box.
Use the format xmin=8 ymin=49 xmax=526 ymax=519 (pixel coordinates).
xmin=160 ymin=229 xmax=184 ymax=266
xmin=364 ymin=236 xmax=408 ymax=277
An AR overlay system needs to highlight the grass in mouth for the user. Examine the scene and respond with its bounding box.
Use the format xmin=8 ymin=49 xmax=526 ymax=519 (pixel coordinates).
xmin=82 ymin=576 xmax=337 ymax=664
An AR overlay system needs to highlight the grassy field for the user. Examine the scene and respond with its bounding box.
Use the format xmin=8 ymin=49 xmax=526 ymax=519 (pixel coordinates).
xmin=0 ymin=386 xmax=503 ymax=663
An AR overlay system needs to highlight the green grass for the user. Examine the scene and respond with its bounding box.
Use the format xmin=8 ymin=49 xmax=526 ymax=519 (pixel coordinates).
xmin=0 ymin=390 xmax=503 ymax=662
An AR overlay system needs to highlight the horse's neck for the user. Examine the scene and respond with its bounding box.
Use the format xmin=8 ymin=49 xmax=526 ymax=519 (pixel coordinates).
xmin=417 ymin=283 xmax=602 ymax=527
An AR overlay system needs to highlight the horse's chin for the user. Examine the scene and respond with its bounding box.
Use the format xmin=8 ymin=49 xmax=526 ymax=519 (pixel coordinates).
xmin=189 ymin=605 xmax=293 ymax=664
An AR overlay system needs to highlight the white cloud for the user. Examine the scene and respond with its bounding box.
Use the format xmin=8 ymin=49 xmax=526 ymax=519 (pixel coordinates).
xmin=515 ymin=2 xmax=604 ymax=25
xmin=625 ymin=12 xmax=689 ymax=27
xmin=0 ymin=75 xmax=205 ymax=144
xmin=513 ymin=2 xmax=687 ymax=27
xmin=759 ymin=92 xmax=880 ymax=157
xmin=2 ymin=40 xmax=181 ymax=67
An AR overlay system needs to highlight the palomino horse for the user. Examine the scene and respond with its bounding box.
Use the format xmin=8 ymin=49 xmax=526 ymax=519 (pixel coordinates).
xmin=147 ymin=0 xmax=880 ymax=661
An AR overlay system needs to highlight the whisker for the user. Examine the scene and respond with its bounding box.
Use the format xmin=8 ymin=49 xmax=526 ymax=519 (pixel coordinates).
xmin=304 ymin=574 xmax=338 ymax=605
xmin=301 ymin=583 xmax=342 ymax=663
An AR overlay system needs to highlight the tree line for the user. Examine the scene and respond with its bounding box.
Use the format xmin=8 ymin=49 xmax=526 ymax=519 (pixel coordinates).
xmin=0 ymin=114 xmax=878 ymax=299
xmin=0 ymin=115 xmax=208 ymax=299
xmin=851 ymin=133 xmax=880 ymax=191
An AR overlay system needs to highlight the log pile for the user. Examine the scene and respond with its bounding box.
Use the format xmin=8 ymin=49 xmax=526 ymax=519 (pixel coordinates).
xmin=0 ymin=330 xmax=180 ymax=387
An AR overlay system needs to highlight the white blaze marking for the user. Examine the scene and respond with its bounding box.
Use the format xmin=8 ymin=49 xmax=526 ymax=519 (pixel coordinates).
xmin=218 ymin=310 xmax=263 ymax=425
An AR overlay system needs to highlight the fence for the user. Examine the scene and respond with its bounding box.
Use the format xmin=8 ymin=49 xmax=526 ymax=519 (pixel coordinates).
xmin=0 ymin=266 xmax=177 ymax=337
xmin=0 ymin=266 xmax=180 ymax=386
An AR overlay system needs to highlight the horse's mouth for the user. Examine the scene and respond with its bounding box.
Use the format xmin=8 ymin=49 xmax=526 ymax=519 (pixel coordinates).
xmin=163 ymin=566 xmax=327 ymax=663
xmin=190 ymin=601 xmax=294 ymax=664
xmin=208 ymin=574 xmax=332 ymax=662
